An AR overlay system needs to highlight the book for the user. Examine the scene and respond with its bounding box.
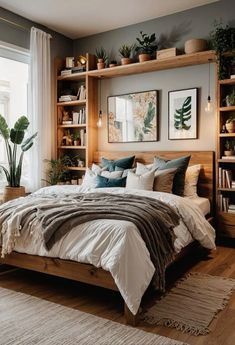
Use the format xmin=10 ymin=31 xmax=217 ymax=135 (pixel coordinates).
xmin=221 ymin=156 xmax=235 ymax=159
xmin=62 ymin=120 xmax=73 ymax=125
xmin=59 ymin=95 xmax=77 ymax=102
xmin=228 ymin=204 xmax=235 ymax=210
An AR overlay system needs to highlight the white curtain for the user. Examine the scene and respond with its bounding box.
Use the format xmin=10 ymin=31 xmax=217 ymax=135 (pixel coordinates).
xmin=28 ymin=27 xmax=52 ymax=192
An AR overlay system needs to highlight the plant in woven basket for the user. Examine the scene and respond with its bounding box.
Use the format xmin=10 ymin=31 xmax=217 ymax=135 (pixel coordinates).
xmin=174 ymin=97 xmax=192 ymax=130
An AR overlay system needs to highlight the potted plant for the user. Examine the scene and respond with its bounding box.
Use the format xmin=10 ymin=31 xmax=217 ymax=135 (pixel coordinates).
xmin=109 ymin=60 xmax=117 ymax=68
xmin=119 ymin=44 xmax=134 ymax=65
xmin=225 ymin=89 xmax=235 ymax=107
xmin=95 ymin=47 xmax=108 ymax=69
xmin=73 ymin=130 xmax=80 ymax=146
xmin=210 ymin=22 xmax=235 ymax=80
xmin=225 ymin=115 xmax=235 ymax=133
xmin=224 ymin=139 xmax=235 ymax=156
xmin=43 ymin=156 xmax=72 ymax=185
xmin=135 ymin=31 xmax=158 ymax=62
xmin=0 ymin=115 xmax=37 ymax=202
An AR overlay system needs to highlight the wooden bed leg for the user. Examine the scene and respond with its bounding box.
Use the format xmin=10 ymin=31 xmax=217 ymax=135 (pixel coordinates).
xmin=124 ymin=303 xmax=139 ymax=326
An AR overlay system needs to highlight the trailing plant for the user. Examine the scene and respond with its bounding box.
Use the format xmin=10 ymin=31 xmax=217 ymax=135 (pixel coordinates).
xmin=210 ymin=21 xmax=235 ymax=79
xmin=0 ymin=115 xmax=37 ymax=187
xmin=174 ymin=97 xmax=192 ymax=130
xmin=119 ymin=44 xmax=134 ymax=58
xmin=135 ymin=31 xmax=158 ymax=55
xmin=95 ymin=47 xmax=108 ymax=62
xmin=43 ymin=156 xmax=72 ymax=185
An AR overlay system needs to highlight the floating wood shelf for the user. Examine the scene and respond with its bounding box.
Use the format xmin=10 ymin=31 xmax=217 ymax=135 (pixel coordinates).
xmin=57 ymin=71 xmax=87 ymax=81
xmin=218 ymin=159 xmax=235 ymax=163
xmin=219 ymin=106 xmax=235 ymax=112
xmin=219 ymin=78 xmax=235 ymax=85
xmin=58 ymin=124 xmax=86 ymax=128
xmin=218 ymin=188 xmax=235 ymax=192
xmin=57 ymin=100 xmax=86 ymax=106
xmin=219 ymin=133 xmax=235 ymax=137
xmin=59 ymin=146 xmax=86 ymax=149
xmin=67 ymin=167 xmax=86 ymax=171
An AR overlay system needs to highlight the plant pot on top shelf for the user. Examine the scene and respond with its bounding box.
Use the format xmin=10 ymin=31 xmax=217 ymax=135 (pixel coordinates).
xmin=95 ymin=47 xmax=107 ymax=70
xmin=109 ymin=60 xmax=117 ymax=68
xmin=118 ymin=44 xmax=134 ymax=65
xmin=135 ymin=31 xmax=158 ymax=63
xmin=0 ymin=115 xmax=37 ymax=203
xmin=225 ymin=117 xmax=235 ymax=133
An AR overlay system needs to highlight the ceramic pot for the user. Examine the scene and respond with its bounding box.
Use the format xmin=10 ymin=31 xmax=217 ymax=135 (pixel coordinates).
xmin=138 ymin=53 xmax=151 ymax=63
xmin=121 ymin=57 xmax=132 ymax=65
xmin=184 ymin=39 xmax=207 ymax=54
xmin=3 ymin=186 xmax=25 ymax=203
xmin=225 ymin=121 xmax=235 ymax=133
xmin=97 ymin=62 xmax=105 ymax=69
xmin=224 ymin=150 xmax=235 ymax=156
xmin=109 ymin=63 xmax=117 ymax=68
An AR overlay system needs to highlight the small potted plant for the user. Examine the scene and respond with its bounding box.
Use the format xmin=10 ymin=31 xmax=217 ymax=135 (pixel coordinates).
xmin=225 ymin=115 xmax=235 ymax=133
xmin=224 ymin=139 xmax=235 ymax=156
xmin=135 ymin=31 xmax=158 ymax=62
xmin=109 ymin=60 xmax=117 ymax=68
xmin=73 ymin=130 xmax=80 ymax=146
xmin=225 ymin=89 xmax=235 ymax=107
xmin=118 ymin=44 xmax=134 ymax=65
xmin=43 ymin=156 xmax=72 ymax=185
xmin=95 ymin=47 xmax=108 ymax=69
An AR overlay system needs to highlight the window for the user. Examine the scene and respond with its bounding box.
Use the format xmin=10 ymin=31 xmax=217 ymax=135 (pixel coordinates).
xmin=0 ymin=41 xmax=29 ymax=191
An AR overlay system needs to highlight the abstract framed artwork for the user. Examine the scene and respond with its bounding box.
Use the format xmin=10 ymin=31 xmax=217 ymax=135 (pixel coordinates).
xmin=168 ymin=88 xmax=198 ymax=140
xmin=108 ymin=90 xmax=158 ymax=143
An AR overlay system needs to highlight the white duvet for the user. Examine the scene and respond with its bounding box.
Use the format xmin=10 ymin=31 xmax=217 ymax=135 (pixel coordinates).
xmin=0 ymin=186 xmax=216 ymax=315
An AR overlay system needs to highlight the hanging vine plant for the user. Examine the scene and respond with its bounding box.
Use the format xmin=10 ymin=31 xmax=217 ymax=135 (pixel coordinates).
xmin=210 ymin=21 xmax=235 ymax=80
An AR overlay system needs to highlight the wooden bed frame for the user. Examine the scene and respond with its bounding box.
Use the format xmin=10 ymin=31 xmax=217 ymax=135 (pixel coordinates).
xmin=0 ymin=150 xmax=215 ymax=326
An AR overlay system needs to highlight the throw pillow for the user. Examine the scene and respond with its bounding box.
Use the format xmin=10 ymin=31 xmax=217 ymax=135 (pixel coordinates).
xmin=153 ymin=168 xmax=177 ymax=193
xmin=126 ymin=170 xmax=155 ymax=191
xmin=184 ymin=164 xmax=201 ymax=197
xmin=82 ymin=168 xmax=98 ymax=188
xmin=101 ymin=156 xmax=135 ymax=171
xmin=96 ymin=175 xmax=127 ymax=188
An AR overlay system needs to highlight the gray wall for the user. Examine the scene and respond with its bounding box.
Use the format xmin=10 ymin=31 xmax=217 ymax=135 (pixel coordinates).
xmin=73 ymin=0 xmax=235 ymax=152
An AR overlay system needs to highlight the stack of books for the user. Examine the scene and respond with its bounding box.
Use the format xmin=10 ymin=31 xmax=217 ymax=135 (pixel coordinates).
xmin=59 ymin=95 xmax=77 ymax=102
xmin=219 ymin=195 xmax=229 ymax=212
xmin=221 ymin=155 xmax=235 ymax=160
xmin=77 ymin=85 xmax=86 ymax=100
xmin=218 ymin=168 xmax=233 ymax=188
xmin=72 ymin=108 xmax=86 ymax=124
xmin=228 ymin=204 xmax=235 ymax=214
xmin=60 ymin=66 xmax=85 ymax=76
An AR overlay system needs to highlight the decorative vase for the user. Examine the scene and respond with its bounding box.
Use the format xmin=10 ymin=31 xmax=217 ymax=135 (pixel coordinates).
xmin=3 ymin=186 xmax=25 ymax=203
xmin=97 ymin=58 xmax=105 ymax=70
xmin=138 ymin=54 xmax=151 ymax=63
xmin=225 ymin=121 xmax=235 ymax=133
xmin=121 ymin=58 xmax=132 ymax=65
xmin=184 ymin=39 xmax=207 ymax=54
xmin=224 ymin=150 xmax=235 ymax=156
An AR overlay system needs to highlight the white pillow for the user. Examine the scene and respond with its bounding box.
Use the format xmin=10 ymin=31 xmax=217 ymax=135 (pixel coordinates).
xmin=184 ymin=164 xmax=201 ymax=197
xmin=126 ymin=170 xmax=155 ymax=191
xmin=82 ymin=168 xmax=98 ymax=188
xmin=100 ymin=170 xmax=123 ymax=179
xmin=91 ymin=163 xmax=106 ymax=175
xmin=136 ymin=162 xmax=154 ymax=175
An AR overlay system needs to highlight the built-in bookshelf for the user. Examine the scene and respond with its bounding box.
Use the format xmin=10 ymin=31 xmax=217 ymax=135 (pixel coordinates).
xmin=217 ymin=77 xmax=235 ymax=238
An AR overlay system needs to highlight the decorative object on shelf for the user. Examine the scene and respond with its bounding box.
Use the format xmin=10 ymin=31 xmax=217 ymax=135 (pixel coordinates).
xmin=225 ymin=89 xmax=235 ymax=106
xmin=135 ymin=31 xmax=158 ymax=62
xmin=77 ymin=84 xmax=86 ymax=100
xmin=72 ymin=130 xmax=80 ymax=146
xmin=184 ymin=39 xmax=207 ymax=54
xmin=108 ymin=90 xmax=158 ymax=143
xmin=224 ymin=139 xmax=235 ymax=156
xmin=168 ymin=88 xmax=198 ymax=140
xmin=225 ymin=115 xmax=235 ymax=133
xmin=109 ymin=60 xmax=117 ymax=68
xmin=43 ymin=156 xmax=72 ymax=185
xmin=221 ymin=124 xmax=227 ymax=133
xmin=72 ymin=111 xmax=79 ymax=124
xmin=65 ymin=57 xmax=74 ymax=68
xmin=77 ymin=159 xmax=85 ymax=167
xmin=62 ymin=110 xmax=73 ymax=125
xmin=156 ymin=47 xmax=179 ymax=60
xmin=97 ymin=78 xmax=103 ymax=128
xmin=95 ymin=47 xmax=108 ymax=69
xmin=205 ymin=59 xmax=213 ymax=113
xmin=62 ymin=130 xmax=73 ymax=146
xmin=77 ymin=55 xmax=87 ymax=71
xmin=71 ymin=178 xmax=78 ymax=185
xmin=210 ymin=21 xmax=235 ymax=80
xmin=0 ymin=115 xmax=37 ymax=202
xmin=119 ymin=44 xmax=134 ymax=65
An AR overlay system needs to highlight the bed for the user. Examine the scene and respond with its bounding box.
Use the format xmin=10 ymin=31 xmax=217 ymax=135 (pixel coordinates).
xmin=0 ymin=150 xmax=216 ymax=325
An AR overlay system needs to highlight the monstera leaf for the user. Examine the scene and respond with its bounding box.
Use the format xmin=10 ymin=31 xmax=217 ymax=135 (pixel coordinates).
xmin=174 ymin=96 xmax=192 ymax=130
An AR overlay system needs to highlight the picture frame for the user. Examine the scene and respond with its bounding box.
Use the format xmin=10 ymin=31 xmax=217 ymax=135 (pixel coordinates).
xmin=168 ymin=88 xmax=198 ymax=140
xmin=107 ymin=90 xmax=158 ymax=143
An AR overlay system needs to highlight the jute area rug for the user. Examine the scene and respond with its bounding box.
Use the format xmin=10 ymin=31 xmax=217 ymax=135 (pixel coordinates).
xmin=143 ymin=273 xmax=235 ymax=336
xmin=0 ymin=287 xmax=188 ymax=345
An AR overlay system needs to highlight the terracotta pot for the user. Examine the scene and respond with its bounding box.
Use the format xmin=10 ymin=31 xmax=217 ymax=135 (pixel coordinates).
xmin=184 ymin=39 xmax=207 ymax=54
xmin=225 ymin=121 xmax=235 ymax=133
xmin=3 ymin=186 xmax=25 ymax=203
xmin=138 ymin=53 xmax=151 ymax=63
xmin=224 ymin=150 xmax=235 ymax=156
xmin=121 ymin=57 xmax=132 ymax=65
xmin=109 ymin=63 xmax=117 ymax=68
xmin=97 ymin=62 xmax=105 ymax=70
xmin=74 ymin=140 xmax=79 ymax=146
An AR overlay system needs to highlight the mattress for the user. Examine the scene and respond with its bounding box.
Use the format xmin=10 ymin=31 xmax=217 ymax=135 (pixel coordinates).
xmin=184 ymin=196 xmax=211 ymax=216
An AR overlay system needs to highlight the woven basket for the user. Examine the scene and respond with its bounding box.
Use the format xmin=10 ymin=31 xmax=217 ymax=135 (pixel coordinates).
xmin=3 ymin=186 xmax=26 ymax=203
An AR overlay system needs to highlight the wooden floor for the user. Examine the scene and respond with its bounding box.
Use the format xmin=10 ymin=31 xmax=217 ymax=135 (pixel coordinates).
xmin=0 ymin=245 xmax=235 ymax=345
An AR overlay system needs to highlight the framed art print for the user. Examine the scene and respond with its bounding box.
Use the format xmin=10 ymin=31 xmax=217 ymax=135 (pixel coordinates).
xmin=168 ymin=88 xmax=198 ymax=140
xmin=108 ymin=90 xmax=158 ymax=143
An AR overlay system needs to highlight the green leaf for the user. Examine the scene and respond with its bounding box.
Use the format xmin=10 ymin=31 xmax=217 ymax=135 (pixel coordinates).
xmin=10 ymin=129 xmax=25 ymax=144
xmin=14 ymin=116 xmax=29 ymax=131
xmin=174 ymin=96 xmax=192 ymax=131
xmin=21 ymin=132 xmax=37 ymax=152
xmin=0 ymin=114 xmax=10 ymax=139
xmin=0 ymin=165 xmax=10 ymax=184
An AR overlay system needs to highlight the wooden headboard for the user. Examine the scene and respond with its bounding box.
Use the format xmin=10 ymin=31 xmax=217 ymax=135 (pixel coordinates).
xmin=94 ymin=151 xmax=215 ymax=214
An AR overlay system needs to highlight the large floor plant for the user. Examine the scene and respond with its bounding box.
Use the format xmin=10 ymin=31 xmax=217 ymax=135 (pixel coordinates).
xmin=0 ymin=114 xmax=37 ymax=201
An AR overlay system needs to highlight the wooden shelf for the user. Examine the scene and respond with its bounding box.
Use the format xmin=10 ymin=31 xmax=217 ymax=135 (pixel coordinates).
xmin=57 ymin=71 xmax=87 ymax=81
xmin=58 ymin=124 xmax=86 ymax=128
xmin=219 ymin=106 xmax=235 ymax=112
xmin=218 ymin=188 xmax=235 ymax=192
xmin=218 ymin=159 xmax=235 ymax=163
xmin=57 ymin=100 xmax=86 ymax=106
xmin=219 ymin=78 xmax=235 ymax=85
xmin=87 ymin=50 xmax=216 ymax=79
xmin=58 ymin=146 xmax=86 ymax=149
xmin=67 ymin=167 xmax=86 ymax=171
xmin=219 ymin=133 xmax=235 ymax=137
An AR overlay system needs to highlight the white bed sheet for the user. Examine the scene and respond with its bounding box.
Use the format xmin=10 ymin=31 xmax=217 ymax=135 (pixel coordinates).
xmin=0 ymin=186 xmax=216 ymax=315
xmin=184 ymin=196 xmax=210 ymax=216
